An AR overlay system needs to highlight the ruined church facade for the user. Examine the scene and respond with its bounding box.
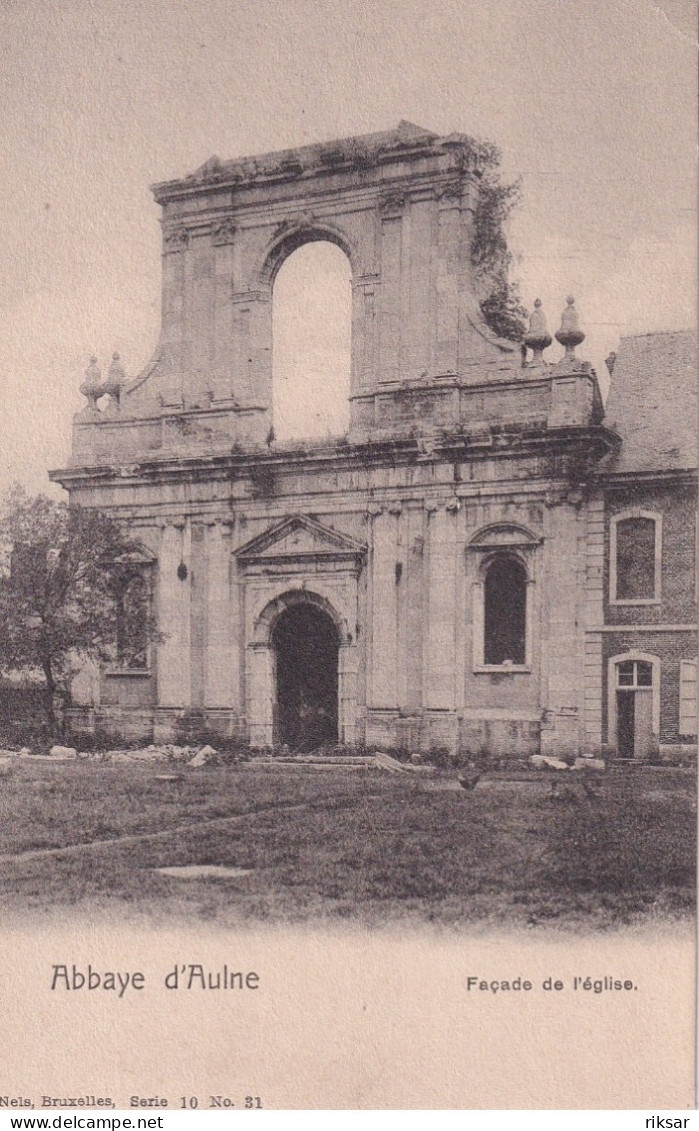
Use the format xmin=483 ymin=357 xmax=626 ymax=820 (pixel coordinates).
xmin=53 ymin=123 xmax=694 ymax=760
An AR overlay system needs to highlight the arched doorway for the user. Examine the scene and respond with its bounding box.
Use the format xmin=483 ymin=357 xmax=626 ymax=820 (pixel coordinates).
xmin=271 ymin=602 xmax=339 ymax=749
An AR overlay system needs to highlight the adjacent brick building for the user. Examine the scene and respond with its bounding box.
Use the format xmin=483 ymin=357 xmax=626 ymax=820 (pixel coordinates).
xmin=51 ymin=124 xmax=697 ymax=761
xmin=583 ymin=331 xmax=697 ymax=760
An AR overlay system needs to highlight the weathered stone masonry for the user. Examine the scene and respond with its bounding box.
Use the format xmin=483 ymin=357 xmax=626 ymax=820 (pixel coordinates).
xmin=51 ymin=124 xmax=696 ymax=759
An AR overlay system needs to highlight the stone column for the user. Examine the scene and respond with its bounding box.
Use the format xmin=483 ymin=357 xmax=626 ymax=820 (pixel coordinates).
xmin=583 ymin=495 xmax=605 ymax=756
xmin=405 ymin=196 xmax=433 ymax=379
xmin=157 ymin=522 xmax=191 ymax=707
xmin=232 ymin=287 xmax=272 ymax=444
xmin=185 ymin=237 xmax=215 ymax=408
xmin=204 ymin=522 xmax=239 ymax=710
xmin=352 ymin=276 xmax=378 ymax=390
xmin=338 ymin=641 xmax=359 ymax=745
xmin=211 ymin=221 xmax=236 ymax=402
xmin=435 ymin=193 xmax=461 ymax=374
xmin=398 ymin=503 xmax=425 ymax=711
xmin=368 ymin=511 xmax=398 ymax=707
xmin=424 ymin=507 xmax=457 ymax=708
xmin=246 ymin=642 xmax=274 ymax=747
xmin=160 ymin=229 xmax=188 ymax=406
xmin=540 ymin=499 xmax=585 ymax=759
xmin=378 ymin=202 xmax=403 ymax=384
xmin=189 ymin=523 xmax=207 ymax=709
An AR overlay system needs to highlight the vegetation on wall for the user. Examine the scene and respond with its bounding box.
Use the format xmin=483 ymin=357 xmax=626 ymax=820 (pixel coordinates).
xmin=471 ymin=144 xmax=528 ymax=342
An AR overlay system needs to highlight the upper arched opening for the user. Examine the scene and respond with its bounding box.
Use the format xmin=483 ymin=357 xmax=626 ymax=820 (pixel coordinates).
xmin=272 ymin=240 xmax=351 ymax=441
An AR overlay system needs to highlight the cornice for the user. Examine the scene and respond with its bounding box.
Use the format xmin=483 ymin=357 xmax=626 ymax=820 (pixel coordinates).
xmin=595 ymin=468 xmax=698 ymax=488
xmin=151 ymin=126 xmax=485 ymax=205
xmin=50 ymin=424 xmax=619 ymax=491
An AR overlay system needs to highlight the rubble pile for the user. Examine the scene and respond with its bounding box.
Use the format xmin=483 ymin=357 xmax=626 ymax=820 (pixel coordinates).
xmin=0 ymin=743 xmax=221 ymax=766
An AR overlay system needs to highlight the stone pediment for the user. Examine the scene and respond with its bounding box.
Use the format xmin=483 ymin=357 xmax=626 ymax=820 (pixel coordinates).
xmin=468 ymin=523 xmax=542 ymax=550
xmin=236 ymin=515 xmax=366 ymax=565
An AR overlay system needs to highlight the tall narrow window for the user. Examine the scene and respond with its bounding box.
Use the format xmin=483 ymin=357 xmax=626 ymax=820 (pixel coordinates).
xmin=116 ymin=574 xmax=149 ymax=669
xmin=610 ymin=510 xmax=661 ymax=602
xmin=272 ymin=241 xmax=351 ymax=441
xmin=483 ymin=555 xmax=527 ymax=666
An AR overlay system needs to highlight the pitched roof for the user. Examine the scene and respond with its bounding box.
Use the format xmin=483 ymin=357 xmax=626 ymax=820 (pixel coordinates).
xmin=603 ymin=330 xmax=697 ymax=474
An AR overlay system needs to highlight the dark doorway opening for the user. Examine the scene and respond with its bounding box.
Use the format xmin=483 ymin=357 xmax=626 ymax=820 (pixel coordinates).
xmin=617 ymin=691 xmax=635 ymax=758
xmin=615 ymin=659 xmax=654 ymax=758
xmin=272 ymin=603 xmax=339 ymax=750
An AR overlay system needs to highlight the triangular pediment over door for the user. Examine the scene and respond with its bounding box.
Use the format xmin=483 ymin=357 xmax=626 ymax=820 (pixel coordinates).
xmin=235 ymin=514 xmax=366 ymax=567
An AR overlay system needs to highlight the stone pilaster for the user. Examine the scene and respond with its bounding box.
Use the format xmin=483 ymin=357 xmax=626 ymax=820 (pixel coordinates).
xmin=157 ymin=522 xmax=192 ymax=707
xmin=540 ymin=498 xmax=584 ymax=759
xmin=204 ymin=522 xmax=240 ymax=710
xmin=583 ymin=495 xmax=605 ymax=755
xmin=368 ymin=510 xmax=398 ymax=707
xmin=424 ymin=507 xmax=458 ymax=709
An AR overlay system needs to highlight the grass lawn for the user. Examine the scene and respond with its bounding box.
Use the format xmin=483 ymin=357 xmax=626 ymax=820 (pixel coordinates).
xmin=0 ymin=758 xmax=695 ymax=930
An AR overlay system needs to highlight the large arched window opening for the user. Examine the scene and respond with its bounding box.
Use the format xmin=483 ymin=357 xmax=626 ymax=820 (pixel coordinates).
xmin=272 ymin=241 xmax=351 ymax=441
xmin=483 ymin=555 xmax=527 ymax=666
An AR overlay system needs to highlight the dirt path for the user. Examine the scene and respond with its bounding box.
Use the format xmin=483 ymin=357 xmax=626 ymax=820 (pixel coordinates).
xmin=0 ymin=798 xmax=326 ymax=866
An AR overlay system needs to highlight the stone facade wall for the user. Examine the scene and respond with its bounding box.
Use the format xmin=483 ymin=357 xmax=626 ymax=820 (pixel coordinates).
xmin=52 ymin=126 xmax=630 ymax=758
xmin=62 ymin=436 xmax=603 ymax=756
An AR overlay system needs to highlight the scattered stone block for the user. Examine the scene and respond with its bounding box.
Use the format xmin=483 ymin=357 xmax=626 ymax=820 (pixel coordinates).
xmin=188 ymin=744 xmax=217 ymax=767
xmin=530 ymin=754 xmax=569 ymax=771
xmin=48 ymin=745 xmax=78 ymax=760
xmin=374 ymin=751 xmax=411 ymax=773
xmin=572 ymin=757 xmax=606 ymax=771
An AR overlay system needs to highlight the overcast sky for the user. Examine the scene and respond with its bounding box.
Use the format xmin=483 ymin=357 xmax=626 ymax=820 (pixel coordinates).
xmin=0 ymin=0 xmax=696 ymax=493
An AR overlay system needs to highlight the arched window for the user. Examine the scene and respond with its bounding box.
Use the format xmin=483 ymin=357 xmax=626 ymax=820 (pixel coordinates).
xmin=469 ymin=524 xmax=538 ymax=673
xmin=610 ymin=509 xmax=662 ymax=603
xmin=272 ymin=241 xmax=351 ymax=441
xmin=483 ymin=555 xmax=527 ymax=666
xmin=116 ymin=574 xmax=149 ymax=669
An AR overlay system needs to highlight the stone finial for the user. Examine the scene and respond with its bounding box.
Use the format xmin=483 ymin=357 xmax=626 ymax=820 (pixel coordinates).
xmin=555 ymin=295 xmax=585 ymax=359
xmin=523 ymin=299 xmax=552 ymax=364
xmin=103 ymin=352 xmax=125 ymax=407
xmin=79 ymin=356 xmax=103 ymax=410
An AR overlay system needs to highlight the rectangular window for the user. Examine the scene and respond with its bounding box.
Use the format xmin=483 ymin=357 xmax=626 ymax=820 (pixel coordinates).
xmin=679 ymin=660 xmax=697 ymax=736
xmin=615 ymin=517 xmax=656 ymax=599
xmin=610 ymin=510 xmax=661 ymax=604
